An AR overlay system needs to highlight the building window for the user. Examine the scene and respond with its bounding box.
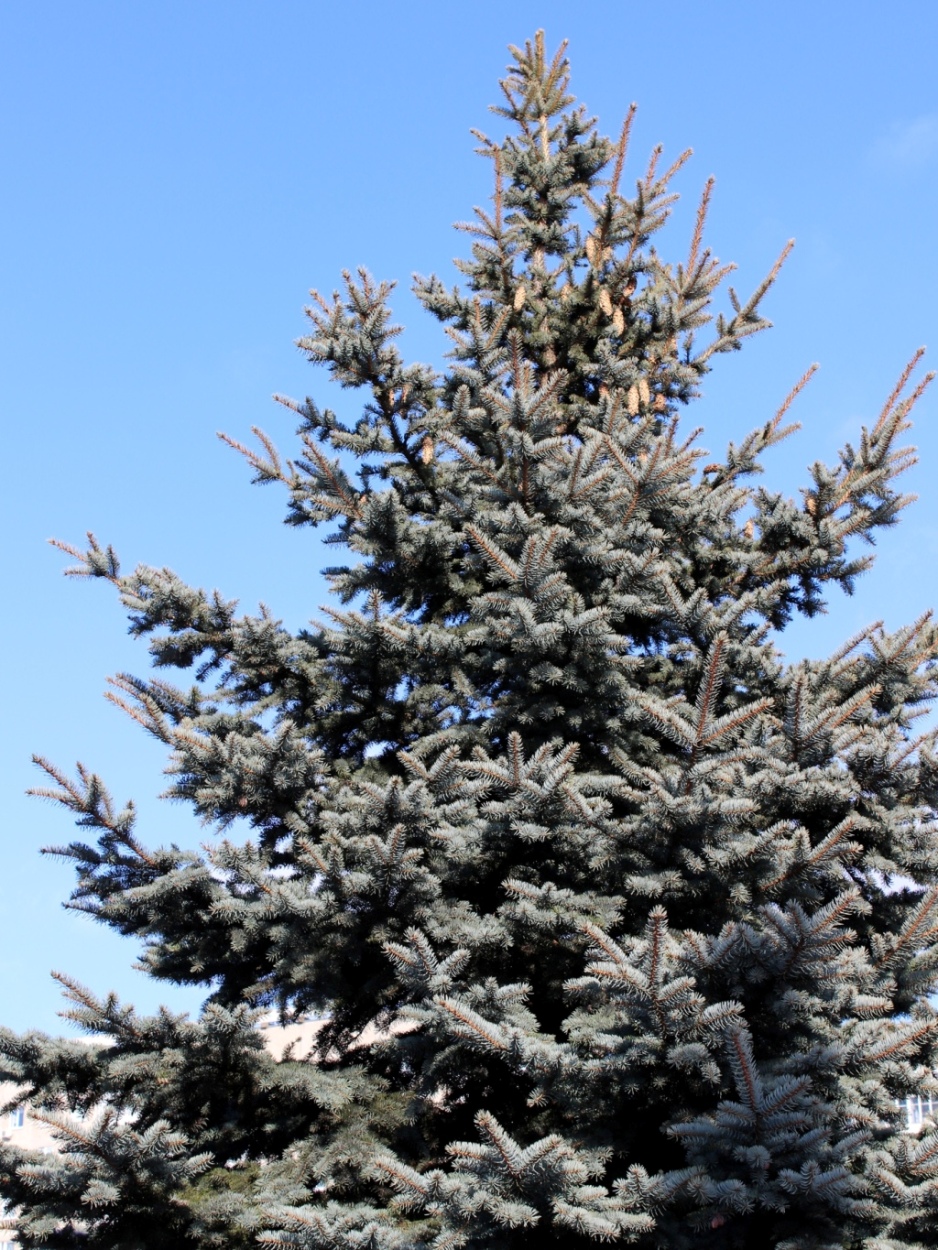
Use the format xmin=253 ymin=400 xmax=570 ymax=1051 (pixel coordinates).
xmin=9 ymin=1106 xmax=25 ymax=1129
xmin=903 ymin=1094 xmax=936 ymax=1131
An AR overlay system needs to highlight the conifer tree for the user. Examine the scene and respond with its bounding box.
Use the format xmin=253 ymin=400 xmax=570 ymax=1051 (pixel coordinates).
xmin=4 ymin=31 xmax=938 ymax=1249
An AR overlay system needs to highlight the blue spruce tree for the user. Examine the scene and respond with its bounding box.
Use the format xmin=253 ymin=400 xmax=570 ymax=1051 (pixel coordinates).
xmin=3 ymin=31 xmax=938 ymax=1250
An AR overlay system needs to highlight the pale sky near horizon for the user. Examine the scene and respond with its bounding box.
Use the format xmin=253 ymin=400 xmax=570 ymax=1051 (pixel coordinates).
xmin=3 ymin=0 xmax=937 ymax=1035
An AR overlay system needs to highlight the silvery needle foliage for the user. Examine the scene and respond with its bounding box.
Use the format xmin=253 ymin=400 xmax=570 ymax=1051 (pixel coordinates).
xmin=3 ymin=31 xmax=938 ymax=1250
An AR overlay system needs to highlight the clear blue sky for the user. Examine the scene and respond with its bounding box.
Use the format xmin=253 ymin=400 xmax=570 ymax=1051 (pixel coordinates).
xmin=3 ymin=0 xmax=937 ymax=1035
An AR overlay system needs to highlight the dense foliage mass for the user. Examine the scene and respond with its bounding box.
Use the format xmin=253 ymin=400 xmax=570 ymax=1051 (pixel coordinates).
xmin=3 ymin=32 xmax=938 ymax=1250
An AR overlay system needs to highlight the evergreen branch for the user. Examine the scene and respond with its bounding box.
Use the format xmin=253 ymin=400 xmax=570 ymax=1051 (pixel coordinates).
xmin=647 ymin=906 xmax=667 ymax=991
xmin=827 ymin=621 xmax=885 ymax=667
xmin=464 ymin=525 xmax=520 ymax=580
xmin=603 ymin=433 xmax=643 ymax=487
xmin=874 ymin=347 xmax=928 ymax=438
xmin=725 ymin=1026 xmax=762 ymax=1111
xmin=701 ymin=364 xmax=813 ymax=491
xmin=28 ymin=1107 xmax=108 ymax=1152
xmin=773 ymin=362 xmax=819 ymax=432
xmin=873 ymin=886 xmax=938 ymax=971
xmin=686 ymin=176 xmax=715 ymax=276
xmin=494 ymin=148 xmax=503 ymax=236
xmin=698 ymin=700 xmax=773 ymax=749
xmin=435 ymin=998 xmax=509 ymax=1051
xmin=218 ymin=425 xmax=288 ymax=487
xmin=888 ymin=728 xmax=937 ymax=772
xmin=658 ymin=147 xmax=694 ymax=188
xmin=636 ymin=697 xmax=697 ymax=751
xmin=50 ymin=532 xmax=121 ymax=584
xmin=373 ymin=1155 xmax=432 ymax=1198
xmin=697 ymin=239 xmax=794 ymax=363
xmin=475 ymin=1111 xmax=523 ymax=1180
xmin=814 ymin=685 xmax=882 ymax=737
xmin=47 ymin=976 xmax=160 ymax=1057
xmin=438 ymin=436 xmax=508 ymax=495
xmin=860 ymin=1019 xmax=938 ymax=1064
xmin=907 ymin=1133 xmax=938 ymax=1173
xmin=104 ymin=676 xmax=174 ymax=745
xmin=761 ymin=815 xmax=862 ymax=893
xmin=580 ymin=920 xmax=630 ymax=968
xmin=641 ymin=144 xmax=662 ymax=191
xmin=295 ymin=436 xmax=364 ymax=519
xmin=430 ymin=1232 xmax=467 ymax=1250
xmin=608 ymin=104 xmax=637 ymax=201
xmin=29 ymin=756 xmax=157 ymax=867
xmin=692 ymin=633 xmax=727 ymax=741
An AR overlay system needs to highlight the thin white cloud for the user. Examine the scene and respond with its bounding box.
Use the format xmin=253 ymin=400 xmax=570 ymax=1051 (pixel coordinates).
xmin=869 ymin=115 xmax=938 ymax=168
